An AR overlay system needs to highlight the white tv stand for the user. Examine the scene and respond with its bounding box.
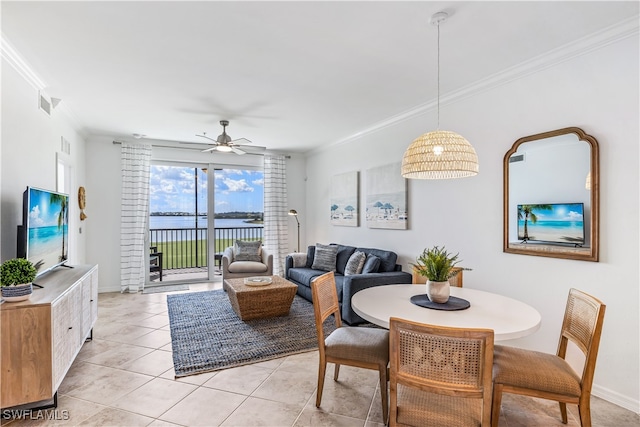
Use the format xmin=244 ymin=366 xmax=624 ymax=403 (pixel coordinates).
xmin=0 ymin=264 xmax=98 ymax=409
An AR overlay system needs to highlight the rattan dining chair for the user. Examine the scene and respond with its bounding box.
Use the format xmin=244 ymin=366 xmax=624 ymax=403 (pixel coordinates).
xmin=389 ymin=317 xmax=494 ymax=426
xmin=491 ymin=288 xmax=606 ymax=427
xmin=310 ymin=271 xmax=390 ymax=423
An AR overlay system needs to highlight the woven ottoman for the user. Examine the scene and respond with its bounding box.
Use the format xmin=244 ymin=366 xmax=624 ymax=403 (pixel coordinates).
xmin=223 ymin=276 xmax=298 ymax=320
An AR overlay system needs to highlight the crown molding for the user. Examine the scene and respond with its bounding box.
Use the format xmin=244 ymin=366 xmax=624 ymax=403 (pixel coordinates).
xmin=313 ymin=15 xmax=639 ymax=155
xmin=2 ymin=33 xmax=88 ymax=138
xmin=1 ymin=33 xmax=46 ymax=90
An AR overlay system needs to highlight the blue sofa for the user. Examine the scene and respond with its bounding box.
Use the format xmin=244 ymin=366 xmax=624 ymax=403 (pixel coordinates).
xmin=285 ymin=244 xmax=412 ymax=325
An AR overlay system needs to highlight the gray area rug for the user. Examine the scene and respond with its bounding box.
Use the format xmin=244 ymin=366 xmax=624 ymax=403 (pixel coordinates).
xmin=167 ymin=290 xmax=336 ymax=377
xmin=143 ymin=284 xmax=190 ymax=294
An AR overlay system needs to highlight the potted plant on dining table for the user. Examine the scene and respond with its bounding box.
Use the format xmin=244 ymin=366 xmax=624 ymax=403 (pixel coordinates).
xmin=412 ymin=246 xmax=465 ymax=303
xmin=1 ymin=258 xmax=37 ymax=302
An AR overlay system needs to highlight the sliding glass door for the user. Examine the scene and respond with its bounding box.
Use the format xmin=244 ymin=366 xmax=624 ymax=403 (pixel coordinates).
xmin=148 ymin=163 xmax=264 ymax=284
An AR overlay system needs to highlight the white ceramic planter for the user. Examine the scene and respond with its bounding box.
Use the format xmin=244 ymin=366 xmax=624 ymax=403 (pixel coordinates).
xmin=426 ymin=280 xmax=450 ymax=303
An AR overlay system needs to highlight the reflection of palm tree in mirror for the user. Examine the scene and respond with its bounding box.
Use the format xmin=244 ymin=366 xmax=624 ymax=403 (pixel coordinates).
xmin=518 ymin=204 xmax=552 ymax=241
xmin=50 ymin=193 xmax=68 ymax=262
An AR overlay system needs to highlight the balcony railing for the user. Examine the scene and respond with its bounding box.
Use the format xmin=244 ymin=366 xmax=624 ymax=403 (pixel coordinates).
xmin=149 ymin=226 xmax=263 ymax=270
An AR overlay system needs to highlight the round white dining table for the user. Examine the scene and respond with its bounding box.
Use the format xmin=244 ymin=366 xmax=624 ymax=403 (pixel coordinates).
xmin=351 ymin=285 xmax=542 ymax=341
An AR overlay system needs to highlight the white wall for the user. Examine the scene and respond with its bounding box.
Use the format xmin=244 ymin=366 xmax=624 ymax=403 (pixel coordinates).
xmin=1 ymin=59 xmax=87 ymax=266
xmin=85 ymin=138 xmax=307 ymax=292
xmin=303 ymin=36 xmax=639 ymax=410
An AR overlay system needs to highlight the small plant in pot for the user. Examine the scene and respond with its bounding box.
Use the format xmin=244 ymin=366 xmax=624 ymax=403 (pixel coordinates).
xmin=412 ymin=246 xmax=463 ymax=303
xmin=1 ymin=258 xmax=37 ymax=302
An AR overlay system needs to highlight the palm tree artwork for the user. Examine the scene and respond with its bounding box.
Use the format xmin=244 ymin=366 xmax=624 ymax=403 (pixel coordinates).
xmin=373 ymin=201 xmax=383 ymax=218
xmin=50 ymin=193 xmax=69 ymax=262
xmin=518 ymin=204 xmax=552 ymax=241
xmin=383 ymin=203 xmax=394 ymax=218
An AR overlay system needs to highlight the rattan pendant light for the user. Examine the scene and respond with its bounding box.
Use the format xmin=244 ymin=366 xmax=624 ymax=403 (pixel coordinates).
xmin=401 ymin=12 xmax=479 ymax=179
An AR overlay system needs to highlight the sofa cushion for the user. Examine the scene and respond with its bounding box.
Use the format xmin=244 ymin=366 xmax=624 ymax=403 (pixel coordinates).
xmin=311 ymin=243 xmax=338 ymax=271
xmin=288 ymin=268 xmax=325 ymax=287
xmin=335 ymin=245 xmax=357 ymax=275
xmin=344 ymin=251 xmax=366 ymax=276
xmin=362 ymin=254 xmax=381 ymax=274
xmin=356 ymin=247 xmax=397 ymax=272
xmin=305 ymin=245 xmax=316 ymax=268
xmin=234 ymin=240 xmax=262 ymax=262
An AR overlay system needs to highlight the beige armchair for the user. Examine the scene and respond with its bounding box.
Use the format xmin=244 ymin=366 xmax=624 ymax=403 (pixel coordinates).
xmin=222 ymin=245 xmax=273 ymax=281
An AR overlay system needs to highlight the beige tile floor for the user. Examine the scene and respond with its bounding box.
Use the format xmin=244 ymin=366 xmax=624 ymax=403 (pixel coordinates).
xmin=2 ymin=280 xmax=638 ymax=427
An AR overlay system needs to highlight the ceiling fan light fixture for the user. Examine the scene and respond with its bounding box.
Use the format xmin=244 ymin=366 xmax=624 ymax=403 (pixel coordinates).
xmin=401 ymin=11 xmax=479 ymax=180
xmin=216 ymin=145 xmax=233 ymax=153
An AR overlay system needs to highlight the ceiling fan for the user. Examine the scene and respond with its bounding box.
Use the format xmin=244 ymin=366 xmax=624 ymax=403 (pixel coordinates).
xmin=196 ymin=120 xmax=253 ymax=155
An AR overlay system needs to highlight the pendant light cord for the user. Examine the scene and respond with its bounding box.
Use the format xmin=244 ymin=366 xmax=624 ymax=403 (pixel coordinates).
xmin=436 ymin=21 xmax=440 ymax=130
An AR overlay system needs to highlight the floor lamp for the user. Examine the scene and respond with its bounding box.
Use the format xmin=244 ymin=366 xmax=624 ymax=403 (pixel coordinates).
xmin=288 ymin=209 xmax=300 ymax=252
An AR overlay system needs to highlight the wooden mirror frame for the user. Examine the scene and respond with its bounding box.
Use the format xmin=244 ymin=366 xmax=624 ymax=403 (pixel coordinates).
xmin=503 ymin=127 xmax=599 ymax=262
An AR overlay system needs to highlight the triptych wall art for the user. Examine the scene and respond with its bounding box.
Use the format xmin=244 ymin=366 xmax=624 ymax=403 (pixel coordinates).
xmin=330 ymin=162 xmax=408 ymax=230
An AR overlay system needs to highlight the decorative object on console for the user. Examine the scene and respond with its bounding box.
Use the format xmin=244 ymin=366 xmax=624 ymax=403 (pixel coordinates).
xmin=330 ymin=171 xmax=359 ymax=227
xmin=288 ymin=209 xmax=300 ymax=251
xmin=366 ymin=162 xmax=407 ymax=230
xmin=412 ymin=246 xmax=466 ymax=303
xmin=0 ymin=258 xmax=37 ymax=302
xmin=401 ymin=11 xmax=479 ymax=180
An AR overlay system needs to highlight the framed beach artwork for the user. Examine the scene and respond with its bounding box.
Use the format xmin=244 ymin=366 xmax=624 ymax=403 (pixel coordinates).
xmin=366 ymin=162 xmax=408 ymax=230
xmin=330 ymin=171 xmax=359 ymax=227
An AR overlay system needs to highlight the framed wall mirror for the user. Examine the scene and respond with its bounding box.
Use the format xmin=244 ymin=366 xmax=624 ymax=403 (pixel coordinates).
xmin=503 ymin=127 xmax=599 ymax=262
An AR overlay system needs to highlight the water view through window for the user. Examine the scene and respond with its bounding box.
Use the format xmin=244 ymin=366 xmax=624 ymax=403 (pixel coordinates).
xmin=149 ymin=165 xmax=264 ymax=282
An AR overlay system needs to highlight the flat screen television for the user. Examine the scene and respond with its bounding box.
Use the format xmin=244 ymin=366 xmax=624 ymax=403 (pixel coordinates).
xmin=18 ymin=186 xmax=69 ymax=277
xmin=517 ymin=202 xmax=585 ymax=246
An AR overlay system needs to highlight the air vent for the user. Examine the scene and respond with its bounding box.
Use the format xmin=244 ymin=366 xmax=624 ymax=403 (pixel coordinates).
xmin=509 ymin=154 xmax=525 ymax=163
xmin=39 ymin=91 xmax=51 ymax=116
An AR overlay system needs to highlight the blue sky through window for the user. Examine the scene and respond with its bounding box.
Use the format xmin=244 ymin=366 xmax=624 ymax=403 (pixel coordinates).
xmin=149 ymin=165 xmax=264 ymax=214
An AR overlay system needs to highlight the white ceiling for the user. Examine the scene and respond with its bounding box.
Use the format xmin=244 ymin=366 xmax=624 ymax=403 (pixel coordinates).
xmin=2 ymin=1 xmax=638 ymax=153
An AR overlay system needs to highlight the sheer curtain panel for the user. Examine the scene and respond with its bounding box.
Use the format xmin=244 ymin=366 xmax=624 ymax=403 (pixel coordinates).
xmin=120 ymin=143 xmax=152 ymax=293
xmin=263 ymin=155 xmax=289 ymax=276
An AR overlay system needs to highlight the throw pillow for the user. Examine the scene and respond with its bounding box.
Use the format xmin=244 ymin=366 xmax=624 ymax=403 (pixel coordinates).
xmin=311 ymin=243 xmax=338 ymax=271
xmin=362 ymin=254 xmax=381 ymax=274
xmin=344 ymin=251 xmax=366 ymax=276
xmin=234 ymin=240 xmax=262 ymax=262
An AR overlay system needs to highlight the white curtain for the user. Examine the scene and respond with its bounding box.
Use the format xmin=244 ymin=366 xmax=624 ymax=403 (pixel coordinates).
xmin=120 ymin=143 xmax=152 ymax=293
xmin=263 ymin=155 xmax=288 ymax=276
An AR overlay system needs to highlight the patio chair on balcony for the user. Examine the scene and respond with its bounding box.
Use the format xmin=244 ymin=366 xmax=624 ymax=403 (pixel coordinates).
xmin=150 ymin=246 xmax=163 ymax=281
xmin=222 ymin=240 xmax=273 ymax=282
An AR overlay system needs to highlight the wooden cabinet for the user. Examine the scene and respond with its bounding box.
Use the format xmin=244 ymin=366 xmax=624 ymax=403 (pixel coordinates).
xmin=0 ymin=265 xmax=98 ymax=408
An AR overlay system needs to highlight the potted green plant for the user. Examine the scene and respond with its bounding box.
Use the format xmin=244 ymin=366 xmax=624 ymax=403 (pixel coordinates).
xmin=1 ymin=258 xmax=37 ymax=302
xmin=412 ymin=246 xmax=464 ymax=303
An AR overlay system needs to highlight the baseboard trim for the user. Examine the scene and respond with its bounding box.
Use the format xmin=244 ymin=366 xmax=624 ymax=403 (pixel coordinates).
xmin=593 ymin=384 xmax=639 ymax=414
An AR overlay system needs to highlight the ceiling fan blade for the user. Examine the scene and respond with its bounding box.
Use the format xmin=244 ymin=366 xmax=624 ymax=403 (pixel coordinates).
xmin=231 ymin=146 xmax=246 ymax=155
xmin=230 ymin=137 xmax=252 ymax=145
xmin=196 ymin=133 xmax=218 ymax=143
xmin=201 ymin=146 xmax=217 ymax=153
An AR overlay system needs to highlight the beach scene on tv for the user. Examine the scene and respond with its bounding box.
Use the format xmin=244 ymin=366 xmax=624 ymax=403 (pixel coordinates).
xmin=27 ymin=188 xmax=69 ymax=274
xmin=517 ymin=203 xmax=585 ymax=245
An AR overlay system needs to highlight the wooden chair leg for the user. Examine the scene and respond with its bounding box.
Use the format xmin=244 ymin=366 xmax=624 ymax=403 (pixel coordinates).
xmin=491 ymin=384 xmax=504 ymax=427
xmin=316 ymin=360 xmax=326 ymax=408
xmin=379 ymin=365 xmax=388 ymax=424
xmin=333 ymin=363 xmax=340 ymax=381
xmin=578 ymin=395 xmax=592 ymax=427
xmin=560 ymin=402 xmax=568 ymax=424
